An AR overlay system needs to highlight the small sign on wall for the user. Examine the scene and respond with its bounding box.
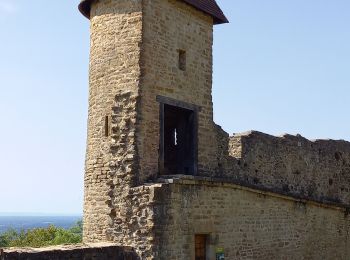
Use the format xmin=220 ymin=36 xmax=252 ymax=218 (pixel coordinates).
xmin=216 ymin=247 xmax=225 ymax=260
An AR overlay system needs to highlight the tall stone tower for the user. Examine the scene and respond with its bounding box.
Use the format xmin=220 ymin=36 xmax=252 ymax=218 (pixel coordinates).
xmin=77 ymin=1 xmax=350 ymax=259
xmin=79 ymin=0 xmax=227 ymax=258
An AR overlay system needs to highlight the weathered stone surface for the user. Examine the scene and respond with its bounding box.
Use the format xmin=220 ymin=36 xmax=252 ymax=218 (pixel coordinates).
xmin=83 ymin=0 xmax=143 ymax=245
xmin=83 ymin=0 xmax=221 ymax=258
xmin=80 ymin=0 xmax=350 ymax=259
xmin=219 ymin=130 xmax=350 ymax=207
xmin=153 ymin=178 xmax=350 ymax=260
xmin=0 ymin=243 xmax=138 ymax=260
xmin=139 ymin=0 xmax=219 ymax=181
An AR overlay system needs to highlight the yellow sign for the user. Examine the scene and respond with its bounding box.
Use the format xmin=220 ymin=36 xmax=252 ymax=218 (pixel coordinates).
xmin=216 ymin=248 xmax=224 ymax=253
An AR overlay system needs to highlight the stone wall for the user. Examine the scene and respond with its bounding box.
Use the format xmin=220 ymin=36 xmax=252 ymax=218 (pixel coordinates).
xmin=0 ymin=243 xmax=138 ymax=260
xmin=224 ymin=131 xmax=350 ymax=207
xmin=84 ymin=0 xmax=143 ymax=242
xmin=106 ymin=184 xmax=161 ymax=259
xmin=81 ymin=0 xmax=350 ymax=259
xmin=83 ymin=0 xmax=223 ymax=253
xmin=153 ymin=177 xmax=350 ymax=260
xmin=139 ymin=0 xmax=219 ymax=181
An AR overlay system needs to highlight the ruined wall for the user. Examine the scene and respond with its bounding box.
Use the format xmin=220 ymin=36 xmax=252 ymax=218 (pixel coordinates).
xmin=84 ymin=0 xmax=143 ymax=242
xmin=225 ymin=131 xmax=350 ymax=207
xmin=81 ymin=1 xmax=350 ymax=259
xmin=106 ymin=184 xmax=161 ymax=259
xmin=154 ymin=178 xmax=350 ymax=260
xmin=0 ymin=243 xmax=138 ymax=260
xmin=139 ymin=0 xmax=219 ymax=181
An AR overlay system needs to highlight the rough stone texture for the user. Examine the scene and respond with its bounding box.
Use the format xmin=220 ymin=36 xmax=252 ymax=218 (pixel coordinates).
xmin=83 ymin=0 xmax=143 ymax=243
xmin=0 ymin=243 xmax=138 ymax=260
xmin=83 ymin=0 xmax=221 ymax=256
xmin=154 ymin=177 xmax=350 ymax=260
xmin=226 ymin=131 xmax=350 ymax=207
xmin=80 ymin=0 xmax=350 ymax=259
xmin=105 ymin=184 xmax=161 ymax=259
xmin=139 ymin=0 xmax=219 ymax=181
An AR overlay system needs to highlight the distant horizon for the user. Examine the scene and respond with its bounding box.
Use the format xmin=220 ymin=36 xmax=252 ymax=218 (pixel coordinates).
xmin=0 ymin=212 xmax=82 ymax=217
xmin=0 ymin=0 xmax=349 ymax=214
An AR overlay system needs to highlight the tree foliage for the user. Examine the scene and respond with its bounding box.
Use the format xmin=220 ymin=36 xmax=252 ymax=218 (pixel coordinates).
xmin=0 ymin=220 xmax=82 ymax=248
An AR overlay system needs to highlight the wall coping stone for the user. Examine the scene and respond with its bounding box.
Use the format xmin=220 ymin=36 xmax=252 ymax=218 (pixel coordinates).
xmin=0 ymin=243 xmax=138 ymax=259
xmin=155 ymin=175 xmax=350 ymax=212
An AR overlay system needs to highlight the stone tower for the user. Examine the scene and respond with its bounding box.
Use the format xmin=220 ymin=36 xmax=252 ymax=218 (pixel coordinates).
xmin=79 ymin=0 xmax=227 ymax=247
xmin=3 ymin=1 xmax=350 ymax=259
xmin=76 ymin=1 xmax=350 ymax=259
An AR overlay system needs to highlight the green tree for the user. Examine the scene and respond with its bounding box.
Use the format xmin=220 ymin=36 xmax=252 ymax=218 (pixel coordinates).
xmin=0 ymin=220 xmax=83 ymax=248
xmin=0 ymin=229 xmax=19 ymax=248
xmin=68 ymin=220 xmax=83 ymax=235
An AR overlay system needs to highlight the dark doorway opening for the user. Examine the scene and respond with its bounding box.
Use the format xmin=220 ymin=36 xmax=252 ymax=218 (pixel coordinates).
xmin=159 ymin=99 xmax=198 ymax=176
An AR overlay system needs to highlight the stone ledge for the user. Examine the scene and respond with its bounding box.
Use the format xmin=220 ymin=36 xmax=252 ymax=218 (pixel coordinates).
xmin=233 ymin=130 xmax=350 ymax=147
xmin=0 ymin=243 xmax=138 ymax=260
xmin=155 ymin=175 xmax=350 ymax=212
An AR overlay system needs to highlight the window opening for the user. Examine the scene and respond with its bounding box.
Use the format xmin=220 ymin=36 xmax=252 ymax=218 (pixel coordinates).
xmin=104 ymin=115 xmax=110 ymax=137
xmin=178 ymin=49 xmax=186 ymax=71
xmin=174 ymin=128 xmax=178 ymax=146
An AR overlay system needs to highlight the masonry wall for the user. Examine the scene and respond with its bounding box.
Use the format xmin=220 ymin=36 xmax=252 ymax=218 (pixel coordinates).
xmin=0 ymin=244 xmax=138 ymax=260
xmin=225 ymin=131 xmax=350 ymax=206
xmin=84 ymin=0 xmax=143 ymax=242
xmin=84 ymin=0 xmax=224 ymax=243
xmin=106 ymin=184 xmax=161 ymax=259
xmin=139 ymin=0 xmax=220 ymax=181
xmin=81 ymin=1 xmax=350 ymax=259
xmin=154 ymin=179 xmax=350 ymax=260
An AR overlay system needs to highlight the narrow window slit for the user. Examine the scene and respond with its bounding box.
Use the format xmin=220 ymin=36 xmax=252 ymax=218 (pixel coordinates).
xmin=104 ymin=115 xmax=110 ymax=137
xmin=178 ymin=49 xmax=186 ymax=71
xmin=174 ymin=128 xmax=178 ymax=146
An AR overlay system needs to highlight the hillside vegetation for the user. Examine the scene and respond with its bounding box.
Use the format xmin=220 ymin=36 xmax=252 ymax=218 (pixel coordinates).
xmin=0 ymin=221 xmax=82 ymax=248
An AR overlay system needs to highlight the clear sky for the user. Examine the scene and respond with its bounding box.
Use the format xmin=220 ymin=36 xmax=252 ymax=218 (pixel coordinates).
xmin=0 ymin=0 xmax=349 ymax=215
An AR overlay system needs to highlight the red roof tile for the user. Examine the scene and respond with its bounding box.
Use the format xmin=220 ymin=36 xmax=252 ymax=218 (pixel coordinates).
xmin=78 ymin=0 xmax=228 ymax=24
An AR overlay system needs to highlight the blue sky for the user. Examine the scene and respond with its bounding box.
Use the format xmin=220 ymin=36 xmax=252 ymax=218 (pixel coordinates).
xmin=0 ymin=0 xmax=349 ymax=215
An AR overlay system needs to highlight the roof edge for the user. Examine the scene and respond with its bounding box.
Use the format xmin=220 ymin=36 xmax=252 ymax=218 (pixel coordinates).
xmin=78 ymin=0 xmax=93 ymax=19
xmin=78 ymin=0 xmax=229 ymax=24
xmin=182 ymin=0 xmax=229 ymax=24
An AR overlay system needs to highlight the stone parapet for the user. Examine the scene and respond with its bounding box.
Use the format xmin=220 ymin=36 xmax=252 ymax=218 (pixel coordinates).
xmin=0 ymin=243 xmax=138 ymax=260
xmin=151 ymin=177 xmax=350 ymax=259
xmin=155 ymin=175 xmax=349 ymax=211
xmin=226 ymin=131 xmax=350 ymax=207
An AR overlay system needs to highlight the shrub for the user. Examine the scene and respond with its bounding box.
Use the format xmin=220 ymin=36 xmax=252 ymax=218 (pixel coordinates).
xmin=0 ymin=220 xmax=82 ymax=248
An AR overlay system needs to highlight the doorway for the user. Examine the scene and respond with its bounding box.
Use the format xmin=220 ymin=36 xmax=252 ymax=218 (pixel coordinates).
xmin=195 ymin=234 xmax=208 ymax=260
xmin=158 ymin=96 xmax=198 ymax=175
